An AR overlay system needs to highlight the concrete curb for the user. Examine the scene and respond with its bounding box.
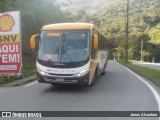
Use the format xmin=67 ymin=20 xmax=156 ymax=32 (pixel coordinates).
xmin=0 ymin=75 xmax=37 ymax=87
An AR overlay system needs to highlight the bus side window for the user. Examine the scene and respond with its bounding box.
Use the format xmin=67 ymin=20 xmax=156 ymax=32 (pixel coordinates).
xmin=101 ymin=35 xmax=103 ymax=50
xmin=101 ymin=37 xmax=103 ymax=50
xmin=104 ymin=38 xmax=107 ymax=50
xmin=102 ymin=37 xmax=104 ymax=50
xmin=91 ymin=34 xmax=95 ymax=59
xmin=98 ymin=33 xmax=101 ymax=50
xmin=91 ymin=30 xmax=98 ymax=59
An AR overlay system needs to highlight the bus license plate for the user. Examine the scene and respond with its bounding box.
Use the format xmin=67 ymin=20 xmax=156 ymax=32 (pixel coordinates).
xmin=55 ymin=78 xmax=64 ymax=82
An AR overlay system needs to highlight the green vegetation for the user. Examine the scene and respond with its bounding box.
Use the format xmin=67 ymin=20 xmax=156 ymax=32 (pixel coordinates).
xmin=149 ymin=24 xmax=160 ymax=46
xmin=60 ymin=0 xmax=160 ymax=62
xmin=117 ymin=60 xmax=160 ymax=87
xmin=0 ymin=0 xmax=73 ymax=85
xmin=98 ymin=0 xmax=160 ymax=61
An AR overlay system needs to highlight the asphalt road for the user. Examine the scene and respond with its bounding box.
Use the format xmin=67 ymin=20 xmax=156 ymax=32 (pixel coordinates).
xmin=133 ymin=62 xmax=160 ymax=71
xmin=0 ymin=60 xmax=160 ymax=120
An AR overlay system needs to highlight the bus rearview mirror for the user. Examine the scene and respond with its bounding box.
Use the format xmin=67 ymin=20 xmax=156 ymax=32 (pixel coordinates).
xmin=93 ymin=35 xmax=98 ymax=49
xmin=30 ymin=34 xmax=40 ymax=49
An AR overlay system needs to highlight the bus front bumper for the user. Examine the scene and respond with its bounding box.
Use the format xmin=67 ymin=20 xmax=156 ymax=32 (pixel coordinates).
xmin=37 ymin=72 xmax=89 ymax=85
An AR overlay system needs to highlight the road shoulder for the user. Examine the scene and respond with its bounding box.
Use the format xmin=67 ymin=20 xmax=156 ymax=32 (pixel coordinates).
xmin=0 ymin=75 xmax=36 ymax=87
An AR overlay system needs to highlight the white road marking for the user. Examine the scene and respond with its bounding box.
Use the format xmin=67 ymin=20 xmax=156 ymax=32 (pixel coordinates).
xmin=25 ymin=81 xmax=38 ymax=87
xmin=115 ymin=61 xmax=160 ymax=117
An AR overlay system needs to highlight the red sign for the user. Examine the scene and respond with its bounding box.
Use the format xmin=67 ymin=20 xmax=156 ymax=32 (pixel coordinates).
xmin=0 ymin=11 xmax=21 ymax=76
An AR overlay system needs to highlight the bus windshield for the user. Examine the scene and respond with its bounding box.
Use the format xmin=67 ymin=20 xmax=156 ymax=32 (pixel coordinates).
xmin=38 ymin=30 xmax=90 ymax=64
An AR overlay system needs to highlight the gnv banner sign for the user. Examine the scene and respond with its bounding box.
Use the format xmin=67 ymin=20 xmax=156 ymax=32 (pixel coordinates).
xmin=0 ymin=11 xmax=22 ymax=76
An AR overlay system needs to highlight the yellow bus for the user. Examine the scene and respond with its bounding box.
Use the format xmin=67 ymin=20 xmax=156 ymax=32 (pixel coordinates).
xmin=30 ymin=23 xmax=108 ymax=86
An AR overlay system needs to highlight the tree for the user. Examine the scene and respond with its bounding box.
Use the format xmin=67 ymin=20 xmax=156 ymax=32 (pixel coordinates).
xmin=149 ymin=24 xmax=160 ymax=46
xmin=139 ymin=50 xmax=152 ymax=61
xmin=0 ymin=0 xmax=73 ymax=56
xmin=0 ymin=0 xmax=12 ymax=12
xmin=113 ymin=47 xmax=125 ymax=59
xmin=73 ymin=9 xmax=87 ymax=21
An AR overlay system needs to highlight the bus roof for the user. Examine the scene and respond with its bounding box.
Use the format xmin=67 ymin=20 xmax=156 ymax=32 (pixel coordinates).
xmin=42 ymin=23 xmax=97 ymax=31
xmin=41 ymin=23 xmax=107 ymax=39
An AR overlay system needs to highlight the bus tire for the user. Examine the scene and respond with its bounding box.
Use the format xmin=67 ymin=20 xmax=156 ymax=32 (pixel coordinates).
xmin=101 ymin=69 xmax=106 ymax=75
xmin=101 ymin=63 xmax=106 ymax=75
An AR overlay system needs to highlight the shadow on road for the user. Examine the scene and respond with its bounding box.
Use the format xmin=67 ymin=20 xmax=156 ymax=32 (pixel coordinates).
xmin=42 ymin=84 xmax=91 ymax=94
xmin=39 ymin=69 xmax=113 ymax=94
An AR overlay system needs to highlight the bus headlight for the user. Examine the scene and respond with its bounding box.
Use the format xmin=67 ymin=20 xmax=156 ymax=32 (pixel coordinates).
xmin=73 ymin=69 xmax=89 ymax=77
xmin=37 ymin=68 xmax=48 ymax=76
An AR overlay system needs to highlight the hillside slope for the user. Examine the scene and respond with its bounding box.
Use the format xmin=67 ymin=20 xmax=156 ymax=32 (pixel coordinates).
xmin=57 ymin=0 xmax=110 ymax=14
xmin=57 ymin=0 xmax=160 ymax=61
xmin=95 ymin=0 xmax=160 ymax=61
